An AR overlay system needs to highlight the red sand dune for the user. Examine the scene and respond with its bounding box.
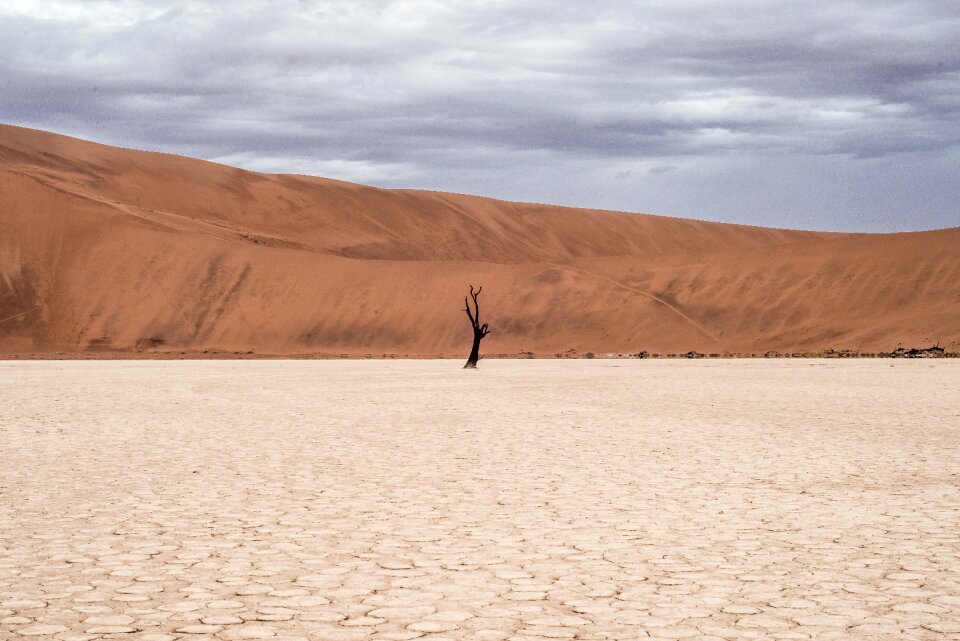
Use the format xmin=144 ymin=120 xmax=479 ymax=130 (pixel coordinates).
xmin=1 ymin=124 xmax=958 ymax=357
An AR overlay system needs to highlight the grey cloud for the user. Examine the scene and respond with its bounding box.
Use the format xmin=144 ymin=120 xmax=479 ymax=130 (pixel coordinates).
xmin=1 ymin=0 xmax=958 ymax=231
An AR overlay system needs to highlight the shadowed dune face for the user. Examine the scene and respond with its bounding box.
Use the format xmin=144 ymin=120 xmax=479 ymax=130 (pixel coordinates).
xmin=1 ymin=124 xmax=958 ymax=357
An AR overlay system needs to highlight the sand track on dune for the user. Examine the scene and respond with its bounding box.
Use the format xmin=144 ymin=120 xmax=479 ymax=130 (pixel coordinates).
xmin=558 ymin=264 xmax=726 ymax=348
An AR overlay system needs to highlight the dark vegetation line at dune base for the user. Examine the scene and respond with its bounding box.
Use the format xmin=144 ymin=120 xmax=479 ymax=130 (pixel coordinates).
xmin=2 ymin=347 xmax=956 ymax=360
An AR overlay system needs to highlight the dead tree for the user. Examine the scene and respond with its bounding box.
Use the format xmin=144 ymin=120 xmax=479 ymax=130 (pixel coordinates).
xmin=463 ymin=285 xmax=490 ymax=368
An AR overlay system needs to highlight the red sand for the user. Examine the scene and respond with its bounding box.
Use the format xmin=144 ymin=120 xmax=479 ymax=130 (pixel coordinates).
xmin=1 ymin=124 xmax=957 ymax=357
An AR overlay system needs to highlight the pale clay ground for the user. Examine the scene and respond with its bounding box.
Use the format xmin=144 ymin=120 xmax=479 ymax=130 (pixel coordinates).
xmin=1 ymin=360 xmax=959 ymax=641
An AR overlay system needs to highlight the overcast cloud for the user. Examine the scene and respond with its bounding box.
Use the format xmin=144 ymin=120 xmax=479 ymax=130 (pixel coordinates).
xmin=2 ymin=0 xmax=958 ymax=231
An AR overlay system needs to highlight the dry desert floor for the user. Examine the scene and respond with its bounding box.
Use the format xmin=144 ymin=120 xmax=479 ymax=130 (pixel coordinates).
xmin=1 ymin=360 xmax=959 ymax=641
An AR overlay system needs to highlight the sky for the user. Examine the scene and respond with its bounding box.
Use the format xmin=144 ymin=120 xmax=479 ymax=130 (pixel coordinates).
xmin=2 ymin=0 xmax=959 ymax=232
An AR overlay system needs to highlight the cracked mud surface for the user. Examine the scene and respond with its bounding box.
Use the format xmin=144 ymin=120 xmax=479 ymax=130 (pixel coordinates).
xmin=2 ymin=360 xmax=959 ymax=640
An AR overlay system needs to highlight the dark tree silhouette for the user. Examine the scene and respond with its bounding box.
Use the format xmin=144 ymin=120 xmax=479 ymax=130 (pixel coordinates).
xmin=463 ymin=285 xmax=490 ymax=369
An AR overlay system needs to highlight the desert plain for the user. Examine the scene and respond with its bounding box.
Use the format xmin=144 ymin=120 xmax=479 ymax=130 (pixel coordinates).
xmin=2 ymin=359 xmax=959 ymax=640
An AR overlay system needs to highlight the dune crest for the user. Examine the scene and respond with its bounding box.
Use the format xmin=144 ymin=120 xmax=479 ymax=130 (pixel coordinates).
xmin=1 ymin=124 xmax=957 ymax=357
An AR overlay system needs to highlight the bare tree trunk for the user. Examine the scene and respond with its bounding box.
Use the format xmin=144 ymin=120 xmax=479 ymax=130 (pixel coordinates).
xmin=465 ymin=329 xmax=482 ymax=368
xmin=463 ymin=285 xmax=490 ymax=369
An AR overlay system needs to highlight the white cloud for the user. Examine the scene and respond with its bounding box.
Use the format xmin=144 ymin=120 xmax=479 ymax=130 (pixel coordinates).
xmin=212 ymin=152 xmax=424 ymax=185
xmin=0 ymin=0 xmax=166 ymax=25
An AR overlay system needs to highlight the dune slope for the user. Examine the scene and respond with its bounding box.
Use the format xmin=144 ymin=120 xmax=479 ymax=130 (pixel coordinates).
xmin=1 ymin=124 xmax=957 ymax=357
